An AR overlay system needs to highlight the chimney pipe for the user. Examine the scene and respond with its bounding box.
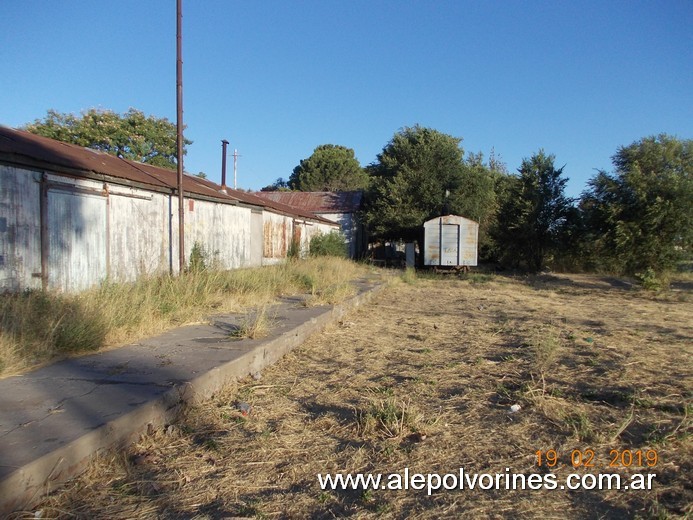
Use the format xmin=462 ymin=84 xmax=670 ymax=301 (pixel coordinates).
xmin=221 ymin=139 xmax=229 ymax=193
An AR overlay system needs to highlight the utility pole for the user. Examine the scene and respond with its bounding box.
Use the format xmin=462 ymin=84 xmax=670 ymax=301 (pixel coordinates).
xmin=176 ymin=0 xmax=185 ymax=274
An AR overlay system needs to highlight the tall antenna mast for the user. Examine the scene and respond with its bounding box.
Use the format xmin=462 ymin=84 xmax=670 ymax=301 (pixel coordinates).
xmin=233 ymin=149 xmax=241 ymax=190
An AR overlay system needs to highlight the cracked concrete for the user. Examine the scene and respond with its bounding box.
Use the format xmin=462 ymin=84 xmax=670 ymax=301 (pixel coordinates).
xmin=0 ymin=279 xmax=383 ymax=515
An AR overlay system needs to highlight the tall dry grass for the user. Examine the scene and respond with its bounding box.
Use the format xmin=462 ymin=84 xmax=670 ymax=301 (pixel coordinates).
xmin=0 ymin=257 xmax=369 ymax=377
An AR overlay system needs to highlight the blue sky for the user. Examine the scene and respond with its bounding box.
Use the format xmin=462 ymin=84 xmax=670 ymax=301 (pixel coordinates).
xmin=1 ymin=0 xmax=691 ymax=198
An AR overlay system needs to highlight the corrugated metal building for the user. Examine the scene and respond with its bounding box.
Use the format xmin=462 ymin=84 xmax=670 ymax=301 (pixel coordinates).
xmin=255 ymin=191 xmax=365 ymax=258
xmin=0 ymin=126 xmax=338 ymax=292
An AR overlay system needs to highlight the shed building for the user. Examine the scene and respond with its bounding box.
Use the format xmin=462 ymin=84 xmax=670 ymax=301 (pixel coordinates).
xmin=0 ymin=126 xmax=337 ymax=292
xmin=255 ymin=191 xmax=365 ymax=258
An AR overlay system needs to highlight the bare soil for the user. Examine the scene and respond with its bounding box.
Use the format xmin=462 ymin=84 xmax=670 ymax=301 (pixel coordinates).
xmin=22 ymin=272 xmax=692 ymax=519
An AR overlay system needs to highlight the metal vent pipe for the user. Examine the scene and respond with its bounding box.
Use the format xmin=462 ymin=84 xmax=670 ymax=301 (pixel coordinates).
xmin=221 ymin=139 xmax=229 ymax=192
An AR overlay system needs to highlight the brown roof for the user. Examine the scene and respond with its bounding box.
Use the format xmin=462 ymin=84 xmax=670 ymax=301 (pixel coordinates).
xmin=0 ymin=125 xmax=335 ymax=225
xmin=255 ymin=191 xmax=363 ymax=213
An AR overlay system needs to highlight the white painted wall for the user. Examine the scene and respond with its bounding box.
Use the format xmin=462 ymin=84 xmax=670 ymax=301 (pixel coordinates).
xmin=0 ymin=166 xmax=42 ymax=291
xmin=0 ymin=164 xmax=339 ymax=292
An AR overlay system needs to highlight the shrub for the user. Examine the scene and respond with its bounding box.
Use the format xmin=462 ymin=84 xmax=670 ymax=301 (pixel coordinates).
xmin=309 ymin=231 xmax=347 ymax=258
xmin=188 ymin=241 xmax=208 ymax=272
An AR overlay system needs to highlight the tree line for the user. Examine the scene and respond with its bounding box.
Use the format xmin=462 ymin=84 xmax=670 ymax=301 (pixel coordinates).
xmin=26 ymin=110 xmax=692 ymax=286
xmin=271 ymin=126 xmax=691 ymax=286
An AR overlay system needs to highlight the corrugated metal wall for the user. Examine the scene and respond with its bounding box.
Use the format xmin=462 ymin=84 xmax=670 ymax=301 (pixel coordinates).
xmin=0 ymin=164 xmax=338 ymax=292
xmin=108 ymin=188 xmax=172 ymax=281
xmin=0 ymin=166 xmax=41 ymax=291
xmin=262 ymin=211 xmax=292 ymax=265
xmin=47 ymin=188 xmax=108 ymax=291
xmin=185 ymin=197 xmax=254 ymax=270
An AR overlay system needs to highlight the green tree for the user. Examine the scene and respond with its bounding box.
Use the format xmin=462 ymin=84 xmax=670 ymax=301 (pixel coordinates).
xmin=260 ymin=177 xmax=290 ymax=191
xmin=365 ymin=126 xmax=466 ymax=242
xmin=365 ymin=126 xmax=500 ymax=253
xmin=581 ymin=135 xmax=692 ymax=281
xmin=493 ymin=151 xmax=573 ymax=272
xmin=24 ymin=108 xmax=191 ymax=169
xmin=289 ymin=144 xmax=368 ymax=191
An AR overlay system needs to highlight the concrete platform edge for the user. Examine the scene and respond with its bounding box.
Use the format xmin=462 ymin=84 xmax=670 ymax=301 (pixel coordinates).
xmin=1 ymin=282 xmax=384 ymax=515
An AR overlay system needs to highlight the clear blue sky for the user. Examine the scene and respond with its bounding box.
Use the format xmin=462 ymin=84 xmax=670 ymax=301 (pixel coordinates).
xmin=2 ymin=0 xmax=691 ymax=198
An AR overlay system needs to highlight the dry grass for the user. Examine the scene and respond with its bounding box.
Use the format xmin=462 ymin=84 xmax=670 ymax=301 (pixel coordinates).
xmin=19 ymin=272 xmax=692 ymax=519
xmin=229 ymin=306 xmax=276 ymax=340
xmin=0 ymin=257 xmax=369 ymax=377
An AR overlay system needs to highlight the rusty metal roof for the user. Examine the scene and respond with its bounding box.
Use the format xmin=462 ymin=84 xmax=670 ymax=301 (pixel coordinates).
xmin=254 ymin=191 xmax=363 ymax=213
xmin=0 ymin=125 xmax=335 ymax=225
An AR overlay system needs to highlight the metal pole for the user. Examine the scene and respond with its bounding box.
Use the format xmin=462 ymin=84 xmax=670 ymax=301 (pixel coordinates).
xmin=221 ymin=139 xmax=229 ymax=192
xmin=233 ymin=148 xmax=238 ymax=190
xmin=176 ymin=0 xmax=185 ymax=273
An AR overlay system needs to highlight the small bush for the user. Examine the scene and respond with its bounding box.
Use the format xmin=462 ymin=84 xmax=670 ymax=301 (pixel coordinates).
xmin=188 ymin=241 xmax=208 ymax=273
xmin=309 ymin=231 xmax=347 ymax=258
xmin=636 ymin=267 xmax=669 ymax=291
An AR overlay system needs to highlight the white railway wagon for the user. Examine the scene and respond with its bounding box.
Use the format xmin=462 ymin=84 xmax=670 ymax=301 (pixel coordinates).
xmin=423 ymin=215 xmax=479 ymax=268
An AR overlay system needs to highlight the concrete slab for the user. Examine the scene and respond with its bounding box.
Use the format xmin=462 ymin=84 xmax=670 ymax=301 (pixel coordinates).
xmin=0 ymin=278 xmax=383 ymax=515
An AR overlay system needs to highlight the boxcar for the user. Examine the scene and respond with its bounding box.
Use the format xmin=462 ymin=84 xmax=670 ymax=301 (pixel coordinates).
xmin=423 ymin=215 xmax=479 ymax=269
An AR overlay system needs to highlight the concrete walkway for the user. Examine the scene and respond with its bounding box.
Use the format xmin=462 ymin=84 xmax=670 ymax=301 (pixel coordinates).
xmin=0 ymin=278 xmax=383 ymax=515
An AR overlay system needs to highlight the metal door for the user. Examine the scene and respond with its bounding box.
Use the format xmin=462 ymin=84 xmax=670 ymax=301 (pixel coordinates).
xmin=47 ymin=189 xmax=107 ymax=291
xmin=440 ymin=224 xmax=459 ymax=265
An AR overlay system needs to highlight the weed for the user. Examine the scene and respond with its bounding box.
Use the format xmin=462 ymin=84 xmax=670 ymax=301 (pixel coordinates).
xmin=464 ymin=272 xmax=494 ymax=284
xmin=202 ymin=438 xmax=220 ymax=452
xmin=529 ymin=326 xmax=561 ymax=395
xmin=237 ymin=498 xmax=267 ymax=519
xmin=367 ymin=386 xmax=394 ymax=397
xmin=401 ymin=267 xmax=417 ymax=284
xmin=565 ymin=411 xmax=596 ymax=442
xmin=287 ymin=236 xmax=301 ymax=259
xmin=230 ymin=306 xmax=274 ymax=340
xmin=187 ymin=241 xmax=208 ymax=273
xmin=356 ymin=398 xmax=421 ymax=439
xmin=111 ymin=479 xmax=136 ymax=497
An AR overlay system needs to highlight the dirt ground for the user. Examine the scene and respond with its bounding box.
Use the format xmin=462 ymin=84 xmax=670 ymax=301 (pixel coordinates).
xmin=24 ymin=272 xmax=692 ymax=519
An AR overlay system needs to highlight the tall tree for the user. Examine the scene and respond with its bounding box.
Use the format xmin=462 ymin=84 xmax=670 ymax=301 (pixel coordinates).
xmin=457 ymin=152 xmax=513 ymax=262
xmin=581 ymin=135 xmax=692 ymax=280
xmin=493 ymin=151 xmax=572 ymax=271
xmin=24 ymin=108 xmax=191 ymax=170
xmin=365 ymin=126 xmax=467 ymax=242
xmin=289 ymin=144 xmax=367 ymax=191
